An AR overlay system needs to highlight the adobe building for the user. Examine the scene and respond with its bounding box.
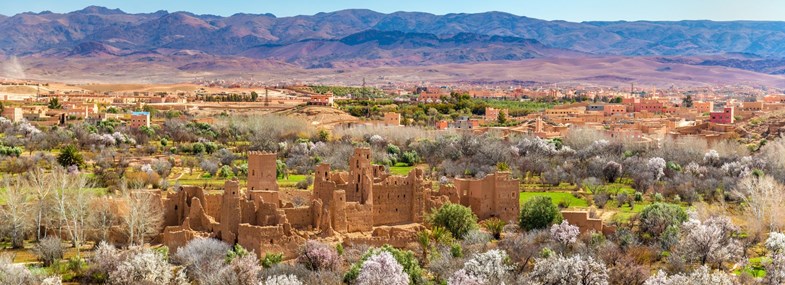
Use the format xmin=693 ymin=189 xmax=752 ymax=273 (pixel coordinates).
xmin=161 ymin=148 xmax=523 ymax=257
xmin=161 ymin=179 xmax=308 ymax=259
xmin=1 ymin=107 xmax=23 ymax=122
xmin=710 ymin=107 xmax=735 ymax=124
xmin=437 ymin=172 xmax=520 ymax=222
xmin=693 ymin=101 xmax=714 ymax=114
xmin=308 ymin=93 xmax=334 ymax=106
xmin=383 ymin=112 xmax=401 ymax=126
xmin=247 ymin=151 xmax=279 ymax=191
xmin=602 ymin=105 xmax=627 ymax=117
xmin=633 ymin=99 xmax=665 ymax=113
xmin=129 ymin=111 xmax=151 ymax=128
xmin=435 ymin=120 xmax=449 ymax=130
xmin=312 ymin=148 xmax=429 ymax=233
xmin=484 ymin=107 xmax=508 ymax=122
xmin=562 ymin=211 xmax=615 ymax=235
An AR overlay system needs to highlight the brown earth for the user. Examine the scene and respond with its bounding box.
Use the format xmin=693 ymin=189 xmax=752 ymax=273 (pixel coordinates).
xmin=12 ymin=55 xmax=785 ymax=88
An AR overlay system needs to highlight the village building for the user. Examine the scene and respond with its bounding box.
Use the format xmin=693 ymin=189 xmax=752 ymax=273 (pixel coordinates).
xmin=1 ymin=107 xmax=24 ymax=122
xmin=308 ymin=93 xmax=334 ymax=106
xmin=484 ymin=107 xmax=508 ymax=122
xmin=710 ymin=107 xmax=735 ymax=124
xmin=383 ymin=112 xmax=401 ymax=126
xmin=129 ymin=111 xmax=151 ymax=128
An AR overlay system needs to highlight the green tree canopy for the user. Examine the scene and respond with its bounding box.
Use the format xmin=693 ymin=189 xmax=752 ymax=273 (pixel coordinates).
xmin=519 ymin=196 xmax=563 ymax=231
xmin=428 ymin=203 xmax=478 ymax=239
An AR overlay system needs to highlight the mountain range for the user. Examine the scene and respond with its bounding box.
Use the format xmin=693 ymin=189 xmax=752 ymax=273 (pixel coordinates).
xmin=4 ymin=6 xmax=785 ymax=85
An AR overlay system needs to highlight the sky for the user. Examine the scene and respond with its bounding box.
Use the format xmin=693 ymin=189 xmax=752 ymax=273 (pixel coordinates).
xmin=1 ymin=0 xmax=785 ymax=21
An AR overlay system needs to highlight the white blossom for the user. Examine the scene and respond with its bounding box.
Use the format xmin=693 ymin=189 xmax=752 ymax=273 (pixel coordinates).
xmin=448 ymin=269 xmax=484 ymax=285
xmin=647 ymin=157 xmax=666 ymax=181
xmin=109 ymin=248 xmax=186 ymax=285
xmin=356 ymin=251 xmax=409 ymax=285
xmin=0 ymin=254 xmax=41 ymax=285
xmin=450 ymin=249 xmax=511 ymax=285
xmin=262 ymin=274 xmax=302 ymax=285
xmin=18 ymin=120 xmax=41 ymax=136
xmin=703 ymin=149 xmax=720 ymax=165
xmin=528 ymin=254 xmax=608 ymax=285
xmin=369 ymin=134 xmax=385 ymax=145
xmin=41 ymin=277 xmax=63 ymax=285
xmin=678 ymin=215 xmax=742 ymax=266
xmin=765 ymin=254 xmax=785 ymax=285
xmin=550 ymin=220 xmax=580 ymax=245
xmin=767 ymin=232 xmax=785 ymax=254
xmin=643 ymin=266 xmax=734 ymax=285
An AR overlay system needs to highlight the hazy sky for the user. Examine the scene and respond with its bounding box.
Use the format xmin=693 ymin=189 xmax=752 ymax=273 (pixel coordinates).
xmin=1 ymin=0 xmax=785 ymax=21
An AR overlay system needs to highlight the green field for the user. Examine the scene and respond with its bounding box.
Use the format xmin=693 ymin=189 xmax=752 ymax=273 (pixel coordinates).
xmin=519 ymin=191 xmax=588 ymax=208
xmin=390 ymin=163 xmax=415 ymax=176
xmin=485 ymin=100 xmax=555 ymax=116
xmin=277 ymin=174 xmax=307 ymax=187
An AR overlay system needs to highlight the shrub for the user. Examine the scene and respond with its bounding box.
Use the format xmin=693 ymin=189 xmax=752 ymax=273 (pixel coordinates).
xmin=57 ymin=145 xmax=84 ymax=169
xmin=88 ymin=242 xmax=120 ymax=282
xmin=172 ymin=238 xmax=231 ymax=283
xmin=481 ymin=218 xmax=506 ymax=240
xmin=35 ymin=236 xmax=63 ymax=267
xmin=345 ymin=245 xmax=423 ymax=284
xmin=428 ymin=203 xmax=478 ymax=239
xmin=295 ymin=176 xmax=314 ymax=190
xmin=218 ymin=165 xmax=235 ymax=178
xmin=764 ymin=254 xmax=785 ymax=285
xmin=766 ymin=232 xmax=785 ymax=254
xmin=594 ymin=191 xmax=610 ymax=208
xmin=0 ymin=254 xmax=41 ymax=285
xmin=263 ymin=253 xmax=284 ymax=268
xmin=356 ymin=252 xmax=409 ymax=285
xmin=297 ymin=240 xmax=340 ymax=271
xmin=519 ymin=196 xmax=563 ymax=231
xmin=603 ymin=161 xmax=623 ymax=183
xmin=616 ymin=193 xmax=629 ymax=207
xmin=637 ymin=203 xmax=687 ymax=241
xmin=221 ymin=253 xmax=263 ymax=285
xmin=401 ymin=151 xmax=421 ymax=166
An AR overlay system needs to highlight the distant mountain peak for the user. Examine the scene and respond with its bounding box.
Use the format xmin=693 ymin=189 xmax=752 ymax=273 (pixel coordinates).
xmin=73 ymin=5 xmax=126 ymax=15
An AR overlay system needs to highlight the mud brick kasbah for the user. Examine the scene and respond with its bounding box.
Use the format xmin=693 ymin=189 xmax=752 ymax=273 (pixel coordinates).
xmin=159 ymin=147 xmax=605 ymax=258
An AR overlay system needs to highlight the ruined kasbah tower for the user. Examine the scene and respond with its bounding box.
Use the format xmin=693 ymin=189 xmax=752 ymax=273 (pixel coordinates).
xmin=160 ymin=148 xmax=520 ymax=258
xmin=247 ymin=151 xmax=279 ymax=191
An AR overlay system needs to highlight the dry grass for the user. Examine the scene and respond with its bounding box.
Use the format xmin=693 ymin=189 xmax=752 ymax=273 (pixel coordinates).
xmin=2 ymin=241 xmax=95 ymax=264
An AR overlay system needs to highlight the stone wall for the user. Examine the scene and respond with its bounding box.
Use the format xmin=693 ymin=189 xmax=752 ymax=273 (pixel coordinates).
xmin=450 ymin=172 xmax=520 ymax=222
xmin=283 ymin=207 xmax=313 ymax=229
xmin=562 ymin=211 xmax=605 ymax=234
xmin=345 ymin=202 xmax=374 ymax=233
xmin=237 ymin=224 xmax=305 ymax=259
xmin=372 ymin=175 xmax=417 ymax=225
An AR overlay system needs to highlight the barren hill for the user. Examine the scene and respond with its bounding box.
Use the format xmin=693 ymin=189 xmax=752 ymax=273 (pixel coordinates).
xmin=5 ymin=7 xmax=785 ymax=86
